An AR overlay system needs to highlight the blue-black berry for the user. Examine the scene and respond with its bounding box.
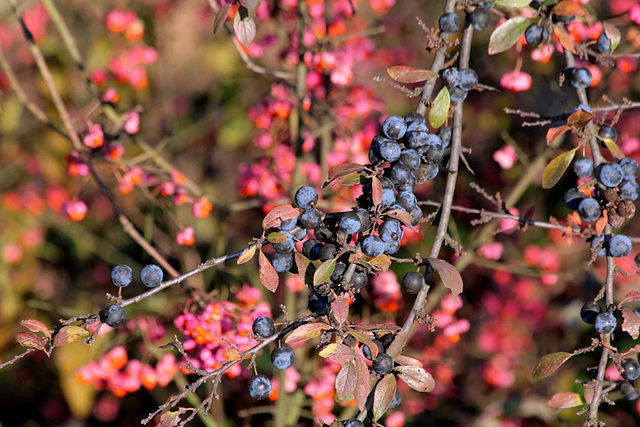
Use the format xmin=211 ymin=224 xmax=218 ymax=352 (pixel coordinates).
xmin=577 ymin=198 xmax=601 ymax=222
xmin=573 ymin=157 xmax=594 ymax=178
xmin=594 ymin=312 xmax=617 ymax=335
xmin=373 ymin=353 xmax=394 ymax=375
xmin=344 ymin=420 xmax=365 ymax=427
xmin=439 ymin=12 xmax=460 ymax=34
xmin=619 ymin=180 xmax=640 ymax=201
xmin=580 ymin=302 xmax=602 ymax=324
xmin=608 ymin=234 xmax=632 ymax=258
xmin=595 ymin=163 xmax=624 ymax=188
xmin=295 ymin=186 xmax=318 ymax=209
xmin=100 ymin=304 xmax=126 ymax=328
xmin=621 ymin=381 xmax=639 ymax=400
xmin=402 ymin=271 xmax=425 ymax=294
xmin=469 ymin=8 xmax=491 ymax=31
xmin=300 ymin=208 xmax=322 ymax=229
xmin=564 ymin=188 xmax=585 ymax=210
xmin=361 ymin=235 xmax=386 ymax=258
xmin=382 ymin=115 xmax=407 ymax=140
xmin=271 ymin=251 xmax=294 ymax=273
xmin=440 ymin=67 xmax=460 ymax=88
xmin=621 ymin=358 xmax=640 ymax=381
xmin=141 ymin=264 xmax=163 ymax=288
xmin=253 ymin=316 xmax=276 ymax=338
xmin=111 ymin=264 xmax=133 ymax=287
xmin=598 ymin=125 xmax=618 ymax=142
xmin=596 ymin=32 xmax=611 ymax=54
xmin=389 ymin=388 xmax=402 ymax=409
xmin=271 ymin=345 xmax=296 ymax=370
xmin=247 ymin=375 xmax=271 ymax=400
xmin=564 ymin=67 xmax=592 ymax=89
xmin=524 ymin=24 xmax=547 ymax=46
xmin=619 ymin=157 xmax=639 ymax=179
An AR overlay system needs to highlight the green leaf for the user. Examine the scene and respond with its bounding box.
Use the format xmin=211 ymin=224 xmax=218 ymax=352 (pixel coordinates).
xmin=600 ymin=137 xmax=624 ymax=159
xmin=266 ymin=231 xmax=287 ymax=244
xmin=603 ymin=22 xmax=621 ymax=52
xmin=493 ymin=0 xmax=532 ymax=7
xmin=542 ymin=148 xmax=577 ymax=189
xmin=429 ymin=87 xmax=450 ymax=129
xmin=373 ymin=374 xmax=397 ymax=421
xmin=314 ymin=258 xmax=336 ymax=286
xmin=532 ymin=352 xmax=574 ymax=379
xmin=488 ymin=17 xmax=532 ymax=55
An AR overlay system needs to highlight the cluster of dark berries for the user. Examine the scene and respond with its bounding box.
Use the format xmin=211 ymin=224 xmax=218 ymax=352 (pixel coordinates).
xmin=100 ymin=264 xmax=165 ymax=329
xmin=247 ymin=316 xmax=296 ymax=400
xmin=564 ymin=144 xmax=638 ymax=257
xmin=110 ymin=263 xmax=164 ymax=288
xmin=440 ymin=66 xmax=478 ymax=103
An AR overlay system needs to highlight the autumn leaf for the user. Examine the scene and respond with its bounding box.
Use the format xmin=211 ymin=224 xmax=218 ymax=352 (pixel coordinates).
xmin=548 ymin=391 xmax=583 ymax=409
xmin=335 ymin=361 xmax=357 ymax=401
xmin=427 ymin=258 xmax=463 ymax=303
xmin=285 ymin=323 xmax=331 ymax=344
xmin=532 ymin=352 xmax=574 ymax=379
xmin=387 ymin=65 xmax=438 ymax=84
xmin=21 ymin=319 xmax=51 ymax=339
xmin=262 ymin=204 xmax=299 ymax=229
xmin=16 ymin=331 xmax=45 ymax=350
xmin=542 ymin=148 xmax=577 ymax=189
xmin=621 ymin=308 xmax=640 ymax=339
xmin=237 ymin=246 xmax=256 ymax=265
xmin=395 ymin=365 xmax=435 ymax=392
xmin=53 ymin=325 xmax=89 ymax=347
xmin=488 ymin=17 xmax=532 ymax=55
xmin=258 ymin=250 xmax=279 ymax=292
xmin=373 ymin=374 xmax=396 ymax=420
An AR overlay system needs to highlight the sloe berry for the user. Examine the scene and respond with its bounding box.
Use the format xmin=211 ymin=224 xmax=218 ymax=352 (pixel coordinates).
xmin=598 ymin=125 xmax=618 ymax=142
xmin=111 ymin=264 xmax=133 ymax=287
xmin=469 ymin=8 xmax=491 ymax=31
xmin=608 ymin=234 xmax=632 ymax=258
xmin=580 ymin=302 xmax=602 ymax=324
xmin=373 ymin=353 xmax=394 ymax=375
xmin=595 ymin=163 xmax=624 ymax=188
xmin=253 ymin=316 xmax=276 ymax=338
xmin=100 ymin=305 xmax=126 ymax=328
xmin=295 ymin=186 xmax=318 ymax=209
xmin=361 ymin=235 xmax=386 ymax=258
xmin=339 ymin=212 xmax=362 ymax=234
xmin=271 ymin=345 xmax=296 ymax=370
xmin=379 ymin=219 xmax=403 ymax=243
xmin=389 ymin=388 xmax=402 ymax=408
xmin=300 ymin=208 xmax=322 ymax=229
xmin=440 ymin=67 xmax=460 ymax=88
xmin=273 ymin=231 xmax=294 ymax=253
xmin=459 ymin=69 xmax=478 ymax=91
xmin=439 ymin=12 xmax=460 ymax=34
xmin=596 ymin=32 xmax=611 ymax=54
xmin=565 ymin=67 xmax=592 ymax=89
xmin=382 ymin=115 xmax=407 ymax=140
xmin=141 ymin=264 xmax=163 ymax=288
xmin=577 ymin=198 xmax=601 ymax=222
xmin=621 ymin=381 xmax=639 ymax=400
xmin=619 ymin=180 xmax=639 ymax=201
xmin=573 ymin=156 xmax=594 ymax=178
xmin=271 ymin=251 xmax=294 ymax=272
xmin=619 ymin=157 xmax=639 ymax=179
xmin=402 ymin=271 xmax=425 ymax=294
xmin=564 ymin=188 xmax=585 ymax=210
xmin=524 ymin=24 xmax=547 ymax=46
xmin=621 ymin=358 xmax=640 ymax=381
xmin=594 ymin=312 xmax=617 ymax=335
xmin=247 ymin=375 xmax=271 ymax=400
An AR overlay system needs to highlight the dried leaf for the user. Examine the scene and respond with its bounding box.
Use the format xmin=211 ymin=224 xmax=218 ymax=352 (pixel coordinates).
xmin=622 ymin=308 xmax=640 ymax=339
xmin=532 ymin=352 xmax=574 ymax=379
xmin=386 ymin=330 xmax=406 ymax=358
xmin=237 ymin=246 xmax=257 ymax=265
xmin=21 ymin=319 xmax=51 ymax=339
xmin=332 ymin=297 xmax=349 ymax=326
xmin=354 ymin=355 xmax=371 ymax=410
xmin=373 ymin=374 xmax=397 ymax=421
xmin=542 ymin=148 xmax=577 ymax=189
xmin=385 ymin=208 xmax=414 ymax=227
xmin=353 ymin=323 xmax=401 ymax=333
xmin=53 ymin=325 xmax=89 ymax=347
xmin=314 ymin=258 xmax=336 ymax=286
xmin=262 ymin=204 xmax=299 ymax=229
xmin=158 ymin=409 xmax=187 ymax=427
xmin=387 ymin=65 xmax=438 ymax=84
xmin=16 ymin=331 xmax=45 ymax=350
xmin=603 ymin=22 xmax=621 ymax=52
xmin=368 ymin=254 xmax=391 ymax=272
xmin=285 ymin=323 xmax=331 ymax=344
xmin=372 ymin=176 xmax=383 ymax=207
xmin=546 ymin=125 xmax=570 ymax=144
xmin=595 ymin=210 xmax=608 ymax=237
xmin=567 ymin=108 xmax=595 ymax=129
xmin=548 ymin=391 xmax=583 ymax=409
xmin=320 ymin=342 xmax=357 ymax=364
xmin=225 ymin=347 xmax=241 ymax=361
xmin=395 ymin=365 xmax=435 ymax=392
xmin=551 ymin=1 xmax=586 ymax=16
xmin=552 ymin=24 xmax=576 ymax=54
xmin=212 ymin=3 xmax=231 ymax=35
xmin=429 ymin=87 xmax=450 ymax=129
xmin=621 ymin=290 xmax=640 ymax=305
xmin=493 ymin=0 xmax=532 ymax=6
xmin=258 ymin=250 xmax=279 ymax=292
xmin=242 ymin=0 xmax=262 ymax=17
xmin=601 ymin=137 xmax=624 ymax=159
xmin=427 ymin=258 xmax=463 ymax=303
xmin=328 ymin=163 xmax=366 ymax=181
xmin=335 ymin=361 xmax=357 ymax=401
xmin=295 ymin=252 xmax=311 ymax=282
xmin=488 ymin=17 xmax=532 ymax=55
xmin=395 ymin=354 xmax=423 ymax=367
xmin=233 ymin=9 xmax=256 ymax=48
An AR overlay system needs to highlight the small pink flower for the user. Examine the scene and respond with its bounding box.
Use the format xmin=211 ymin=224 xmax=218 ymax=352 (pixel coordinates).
xmin=124 ymin=110 xmax=140 ymax=134
xmin=63 ymin=200 xmax=87 ymax=221
xmin=500 ymin=71 xmax=532 ymax=92
xmin=176 ymin=227 xmax=195 ymax=246
xmin=83 ymin=123 xmax=104 ymax=148
xmin=530 ymin=45 xmax=553 ymax=63
xmin=102 ymin=87 xmax=119 ymax=103
xmin=478 ymin=242 xmax=504 ymax=261
xmin=192 ymin=197 xmax=213 ymax=219
xmin=493 ymin=145 xmax=517 ymax=169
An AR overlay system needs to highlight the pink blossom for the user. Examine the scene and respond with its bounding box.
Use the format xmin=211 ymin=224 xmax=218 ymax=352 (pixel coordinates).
xmin=500 ymin=71 xmax=532 ymax=93
xmin=493 ymin=145 xmax=517 ymax=169
xmin=124 ymin=110 xmax=140 ymax=134
xmin=478 ymin=242 xmax=504 ymax=261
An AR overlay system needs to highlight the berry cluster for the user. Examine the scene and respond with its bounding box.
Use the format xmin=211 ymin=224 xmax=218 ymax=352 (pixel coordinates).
xmin=440 ymin=66 xmax=479 ymax=103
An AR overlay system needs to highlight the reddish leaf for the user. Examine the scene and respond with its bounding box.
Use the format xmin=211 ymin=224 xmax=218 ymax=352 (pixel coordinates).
xmin=595 ymin=210 xmax=608 ymax=237
xmin=385 ymin=208 xmax=414 ymax=227
xmin=488 ymin=16 xmax=531 ymax=55
xmin=314 ymin=258 xmax=336 ymax=286
xmin=372 ymin=176 xmax=383 ymax=207
xmin=241 ymin=0 xmax=261 ymax=17
xmin=212 ymin=3 xmax=231 ymax=35
xmin=285 ymin=323 xmax=331 ymax=344
xmin=622 ymin=308 xmax=640 ymax=339
xmin=262 ymin=204 xmax=299 ymax=229
xmin=295 ymin=252 xmax=311 ymax=282
xmin=53 ymin=325 xmax=89 ymax=347
xmin=542 ymin=148 xmax=577 ymax=189
xmin=553 ymin=24 xmax=576 ymax=54
xmin=427 ymin=258 xmax=463 ymax=303
xmin=21 ymin=319 xmax=51 ymax=339
xmin=237 ymin=246 xmax=256 ymax=265
xmin=621 ymin=290 xmax=640 ymax=305
xmin=373 ymin=374 xmax=397 ymax=421
xmin=395 ymin=354 xmax=423 ymax=367
xmin=551 ymin=1 xmax=586 ymax=16
xmin=349 ymin=330 xmax=379 ymax=360
xmin=335 ymin=361 xmax=357 ymax=401
xmin=532 ymin=352 xmax=574 ymax=379
xmin=331 ymin=297 xmax=349 ymax=326
xmin=353 ymin=323 xmax=401 ymax=333
xmin=259 ymin=250 xmax=279 ymax=292
xmin=328 ymin=163 xmax=366 ymax=180
xmin=548 ymin=391 xmax=583 ymax=409
xmin=367 ymin=254 xmax=391 ymax=272
xmin=233 ymin=9 xmax=256 ymax=48
xmin=16 ymin=331 xmax=45 ymax=350
xmin=395 ymin=365 xmax=435 ymax=392
xmin=546 ymin=125 xmax=569 ymax=144
xmin=387 ymin=65 xmax=438 ymax=84
xmin=158 ymin=409 xmax=188 ymax=427
xmin=386 ymin=330 xmax=406 ymax=358
xmin=319 ymin=343 xmax=357 ymax=364
xmin=354 ymin=355 xmax=371 ymax=410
